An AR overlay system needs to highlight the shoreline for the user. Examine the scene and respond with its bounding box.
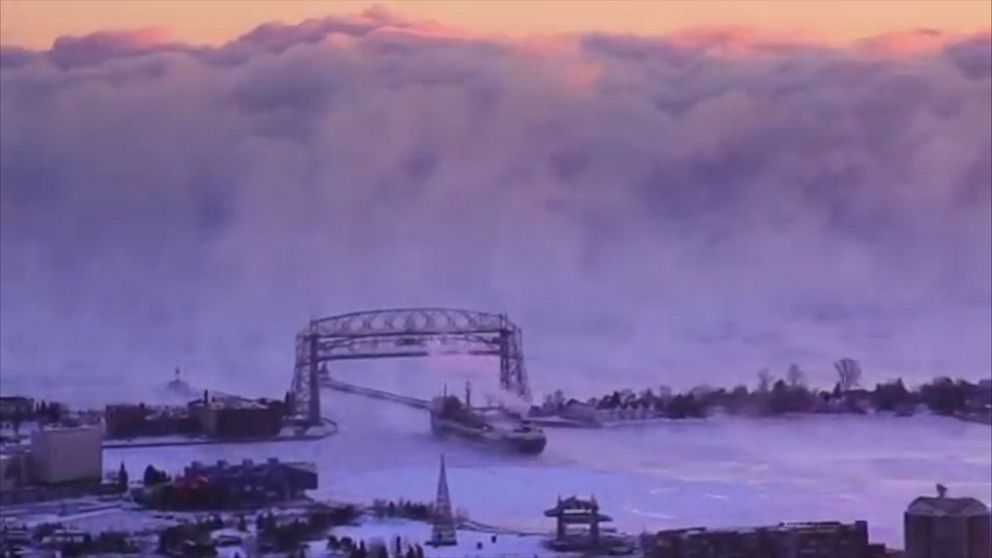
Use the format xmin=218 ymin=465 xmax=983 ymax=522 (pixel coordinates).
xmin=102 ymin=418 xmax=338 ymax=450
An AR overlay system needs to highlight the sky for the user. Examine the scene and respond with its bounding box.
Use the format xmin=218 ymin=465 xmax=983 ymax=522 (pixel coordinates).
xmin=0 ymin=2 xmax=990 ymax=401
xmin=3 ymin=0 xmax=991 ymax=48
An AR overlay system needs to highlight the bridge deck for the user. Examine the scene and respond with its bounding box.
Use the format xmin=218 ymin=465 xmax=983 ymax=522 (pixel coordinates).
xmin=320 ymin=377 xmax=430 ymax=410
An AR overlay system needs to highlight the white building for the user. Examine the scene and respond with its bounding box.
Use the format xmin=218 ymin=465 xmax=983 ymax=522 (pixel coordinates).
xmin=30 ymin=425 xmax=103 ymax=484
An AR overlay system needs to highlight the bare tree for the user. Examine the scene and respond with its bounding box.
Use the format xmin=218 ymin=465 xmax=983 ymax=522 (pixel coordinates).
xmin=786 ymin=364 xmax=805 ymax=388
xmin=757 ymin=368 xmax=773 ymax=393
xmin=834 ymin=358 xmax=862 ymax=391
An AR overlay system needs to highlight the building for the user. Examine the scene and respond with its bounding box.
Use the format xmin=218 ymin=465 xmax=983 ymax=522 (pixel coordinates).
xmin=966 ymin=380 xmax=992 ymax=418
xmin=645 ymin=527 xmax=773 ymax=558
xmin=559 ymin=400 xmax=600 ymax=424
xmin=143 ymin=458 xmax=317 ymax=510
xmin=190 ymin=392 xmax=285 ymax=439
xmin=905 ymin=485 xmax=991 ymax=558
xmin=106 ymin=392 xmax=286 ymax=441
xmin=0 ymin=396 xmax=34 ymax=422
xmin=104 ymin=404 xmax=149 ymax=439
xmin=0 ymin=450 xmax=32 ymax=493
xmin=184 ymin=458 xmax=315 ymax=505
xmin=105 ymin=403 xmax=198 ymax=439
xmin=0 ymin=525 xmax=33 ymax=555
xmin=776 ymin=521 xmax=876 ymax=557
xmin=644 ymin=521 xmax=880 ymax=558
xmin=30 ymin=425 xmax=103 ymax=484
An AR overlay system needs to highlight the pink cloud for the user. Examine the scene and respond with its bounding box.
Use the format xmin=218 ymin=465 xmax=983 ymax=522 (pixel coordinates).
xmin=1 ymin=12 xmax=989 ymax=397
xmin=48 ymin=27 xmax=178 ymax=68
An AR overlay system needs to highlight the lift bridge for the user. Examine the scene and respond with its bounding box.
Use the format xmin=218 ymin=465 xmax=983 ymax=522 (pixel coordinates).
xmin=291 ymin=308 xmax=531 ymax=424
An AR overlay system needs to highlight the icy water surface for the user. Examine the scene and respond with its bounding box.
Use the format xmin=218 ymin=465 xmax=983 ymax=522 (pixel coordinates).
xmin=107 ymin=390 xmax=992 ymax=547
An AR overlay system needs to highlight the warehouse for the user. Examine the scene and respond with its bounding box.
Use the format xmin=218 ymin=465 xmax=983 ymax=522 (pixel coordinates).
xmin=31 ymin=425 xmax=103 ymax=485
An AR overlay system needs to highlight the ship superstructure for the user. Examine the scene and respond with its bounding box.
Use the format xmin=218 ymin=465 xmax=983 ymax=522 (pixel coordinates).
xmin=429 ymin=382 xmax=546 ymax=455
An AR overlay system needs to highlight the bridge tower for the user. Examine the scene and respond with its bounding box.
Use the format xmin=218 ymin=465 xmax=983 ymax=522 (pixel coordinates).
xmin=291 ymin=333 xmax=323 ymax=426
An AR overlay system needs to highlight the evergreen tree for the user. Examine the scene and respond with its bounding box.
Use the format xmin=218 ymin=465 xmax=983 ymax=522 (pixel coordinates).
xmin=118 ymin=462 xmax=128 ymax=491
xmin=143 ymin=465 xmax=158 ymax=487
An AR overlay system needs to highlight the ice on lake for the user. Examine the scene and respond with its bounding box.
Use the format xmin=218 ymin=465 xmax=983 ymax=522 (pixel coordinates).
xmin=106 ymin=390 xmax=992 ymax=548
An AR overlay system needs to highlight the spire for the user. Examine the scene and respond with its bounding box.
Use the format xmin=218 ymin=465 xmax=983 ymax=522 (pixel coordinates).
xmin=430 ymin=454 xmax=457 ymax=546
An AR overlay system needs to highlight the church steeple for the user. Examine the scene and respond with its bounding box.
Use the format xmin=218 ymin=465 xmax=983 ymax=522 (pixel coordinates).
xmin=430 ymin=454 xmax=457 ymax=546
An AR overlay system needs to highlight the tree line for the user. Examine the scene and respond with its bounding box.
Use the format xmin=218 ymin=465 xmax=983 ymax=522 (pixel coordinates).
xmin=535 ymin=358 xmax=991 ymax=419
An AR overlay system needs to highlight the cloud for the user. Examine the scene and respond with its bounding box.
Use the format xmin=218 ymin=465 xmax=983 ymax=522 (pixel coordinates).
xmin=857 ymin=28 xmax=955 ymax=56
xmin=943 ymin=32 xmax=992 ymax=79
xmin=47 ymin=27 xmax=183 ymax=68
xmin=1 ymin=13 xmax=989 ymax=401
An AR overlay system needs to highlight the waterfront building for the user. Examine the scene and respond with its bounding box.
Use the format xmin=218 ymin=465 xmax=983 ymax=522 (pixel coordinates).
xmin=30 ymin=425 xmax=103 ymax=484
xmin=106 ymin=392 xmax=284 ymax=440
xmin=177 ymin=458 xmax=316 ymax=508
xmin=189 ymin=392 xmax=285 ymax=439
xmin=905 ymin=485 xmax=991 ymax=558
xmin=105 ymin=403 xmax=199 ymax=439
xmin=643 ymin=520 xmax=881 ymax=558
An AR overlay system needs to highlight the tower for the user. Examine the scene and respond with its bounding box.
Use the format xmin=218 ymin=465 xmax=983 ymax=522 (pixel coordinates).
xmin=430 ymin=455 xmax=457 ymax=546
xmin=307 ymin=335 xmax=321 ymax=426
xmin=589 ymin=495 xmax=600 ymax=548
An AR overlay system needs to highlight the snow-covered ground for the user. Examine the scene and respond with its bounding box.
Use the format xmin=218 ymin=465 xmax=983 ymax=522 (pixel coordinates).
xmin=328 ymin=519 xmax=563 ymax=558
xmin=99 ymin=389 xmax=992 ymax=549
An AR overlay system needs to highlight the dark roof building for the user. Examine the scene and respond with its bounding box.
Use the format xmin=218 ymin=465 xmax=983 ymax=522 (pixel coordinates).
xmin=905 ymin=486 xmax=991 ymax=558
xmin=142 ymin=458 xmax=317 ymax=510
xmin=643 ymin=520 xmax=885 ymax=558
xmin=0 ymin=397 xmax=33 ymax=421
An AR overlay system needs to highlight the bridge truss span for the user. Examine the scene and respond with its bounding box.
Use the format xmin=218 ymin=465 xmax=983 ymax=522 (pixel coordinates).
xmin=291 ymin=308 xmax=531 ymax=423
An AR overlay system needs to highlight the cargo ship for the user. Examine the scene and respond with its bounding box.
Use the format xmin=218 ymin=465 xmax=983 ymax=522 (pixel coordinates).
xmin=429 ymin=383 xmax=546 ymax=455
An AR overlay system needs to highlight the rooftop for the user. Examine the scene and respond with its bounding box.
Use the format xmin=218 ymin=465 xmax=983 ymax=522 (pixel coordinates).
xmin=654 ymin=521 xmax=867 ymax=538
xmin=907 ymin=496 xmax=990 ymax=517
xmin=32 ymin=425 xmax=100 ymax=435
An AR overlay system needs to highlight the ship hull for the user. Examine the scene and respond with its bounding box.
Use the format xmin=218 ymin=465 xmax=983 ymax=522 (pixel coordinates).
xmin=430 ymin=414 xmax=546 ymax=455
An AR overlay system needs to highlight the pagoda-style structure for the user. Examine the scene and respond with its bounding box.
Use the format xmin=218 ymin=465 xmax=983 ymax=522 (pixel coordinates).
xmin=544 ymin=495 xmax=613 ymax=549
xmin=428 ymin=455 xmax=457 ymax=546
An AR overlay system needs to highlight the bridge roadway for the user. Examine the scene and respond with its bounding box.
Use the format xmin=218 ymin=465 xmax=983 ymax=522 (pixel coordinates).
xmin=320 ymin=377 xmax=605 ymax=431
xmin=320 ymin=376 xmax=430 ymax=410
